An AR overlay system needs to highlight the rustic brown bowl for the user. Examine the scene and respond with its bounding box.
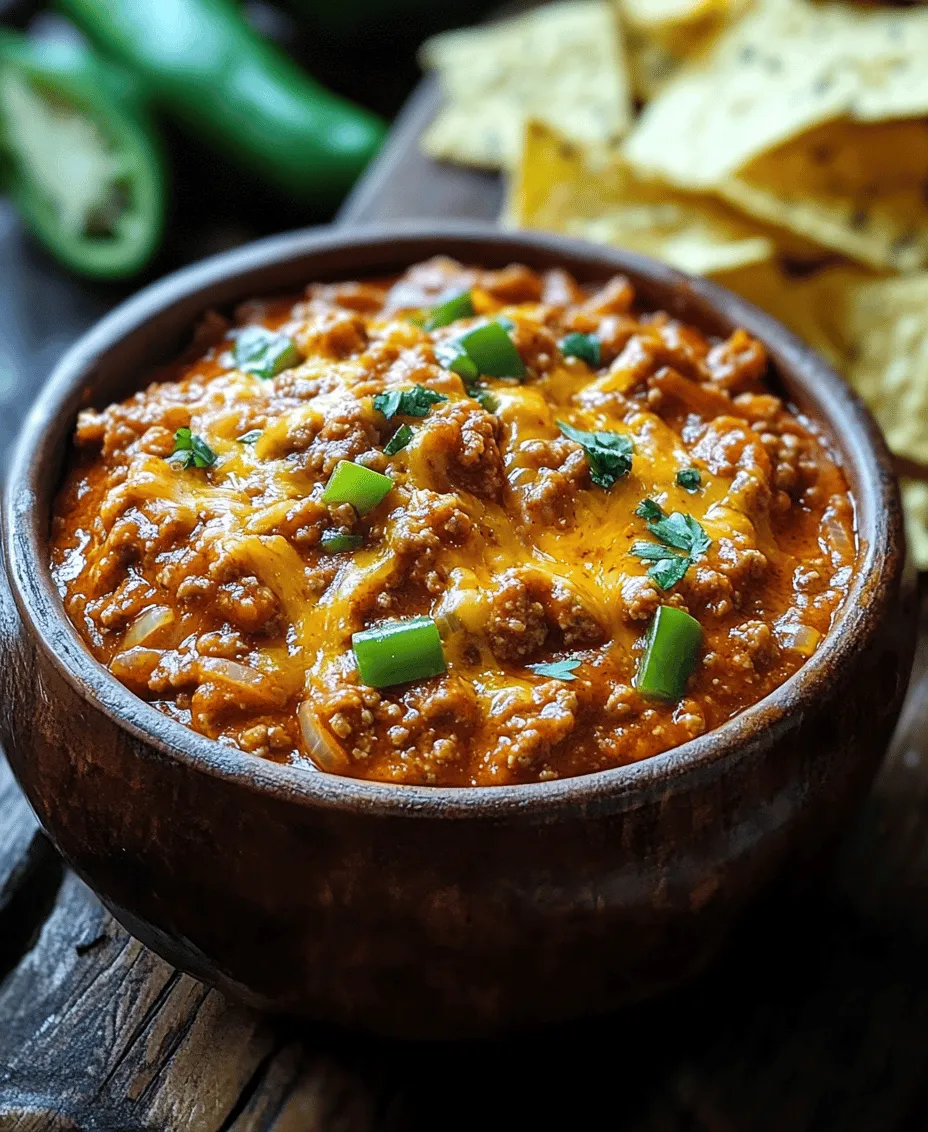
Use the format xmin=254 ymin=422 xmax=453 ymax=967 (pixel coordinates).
xmin=0 ymin=223 xmax=916 ymax=1038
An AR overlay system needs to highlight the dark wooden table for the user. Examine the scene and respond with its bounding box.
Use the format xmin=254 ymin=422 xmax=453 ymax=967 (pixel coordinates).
xmin=2 ymin=77 xmax=928 ymax=1132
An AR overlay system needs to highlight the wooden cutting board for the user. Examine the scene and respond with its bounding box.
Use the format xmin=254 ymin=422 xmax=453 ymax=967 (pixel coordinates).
xmin=1 ymin=75 xmax=928 ymax=1132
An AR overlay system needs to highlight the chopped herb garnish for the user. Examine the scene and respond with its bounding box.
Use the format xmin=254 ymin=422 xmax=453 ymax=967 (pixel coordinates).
xmin=320 ymin=530 xmax=363 ymax=553
xmin=560 ymin=332 xmax=601 ymax=367
xmin=237 ymin=429 xmax=262 ymax=444
xmin=384 ymin=423 xmax=414 ymax=455
xmin=233 ymin=326 xmax=302 ymax=379
xmin=374 ymin=385 xmax=448 ymax=419
xmin=424 ymin=289 xmax=474 ymax=331
xmin=646 ymin=511 xmax=711 ymax=558
xmin=677 ymin=468 xmax=701 ymax=493
xmin=632 ymin=499 xmax=712 ymax=590
xmin=636 ymin=498 xmax=664 ymax=522
xmin=527 ymin=658 xmax=581 ymax=681
xmin=557 ymin=421 xmax=634 ymax=489
xmin=631 ymin=543 xmax=691 ymax=590
xmin=171 ymin=427 xmax=217 ymax=470
xmin=463 ymin=375 xmax=499 ymax=412
xmin=436 ymin=339 xmax=479 ymax=380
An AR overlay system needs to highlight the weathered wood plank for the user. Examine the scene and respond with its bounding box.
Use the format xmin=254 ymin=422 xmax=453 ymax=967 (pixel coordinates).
xmin=338 ymin=79 xmax=502 ymax=227
xmin=0 ymin=871 xmax=382 ymax=1131
xmin=0 ymin=756 xmax=41 ymax=905
xmin=0 ymin=756 xmax=61 ymax=983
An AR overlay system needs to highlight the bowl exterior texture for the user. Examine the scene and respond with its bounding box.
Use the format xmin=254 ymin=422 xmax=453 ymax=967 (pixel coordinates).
xmin=0 ymin=225 xmax=916 ymax=1037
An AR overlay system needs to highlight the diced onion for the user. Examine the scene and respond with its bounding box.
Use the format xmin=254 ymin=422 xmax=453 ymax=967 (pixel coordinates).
xmin=298 ymin=701 xmax=347 ymax=774
xmin=820 ymin=506 xmax=855 ymax=565
xmin=198 ymin=657 xmax=267 ymax=690
xmin=123 ymin=606 xmax=175 ymax=649
xmin=775 ymin=621 xmax=822 ymax=657
xmin=110 ymin=647 xmax=161 ymax=686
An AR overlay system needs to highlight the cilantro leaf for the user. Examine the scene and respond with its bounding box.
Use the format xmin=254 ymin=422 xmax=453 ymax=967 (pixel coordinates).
xmin=463 ymin=375 xmax=499 ymax=413
xmin=374 ymin=385 xmax=448 ymax=419
xmin=384 ymin=423 xmax=414 ymax=456
xmin=648 ymin=511 xmax=711 ymax=557
xmin=677 ymin=468 xmax=701 ymax=492
xmin=237 ymin=429 xmax=262 ymax=444
xmin=631 ymin=540 xmax=678 ymax=562
xmin=234 ymin=326 xmax=302 ymax=379
xmin=320 ymin=531 xmax=363 ymax=553
xmin=560 ymin=332 xmax=601 ymax=367
xmin=631 ymin=499 xmax=712 ymax=591
xmin=646 ymin=555 xmax=692 ymax=590
xmin=171 ymin=427 xmax=217 ymax=470
xmin=557 ymin=421 xmax=634 ymax=489
xmin=635 ymin=498 xmax=665 ymax=522
xmin=527 ymin=658 xmax=581 ymax=681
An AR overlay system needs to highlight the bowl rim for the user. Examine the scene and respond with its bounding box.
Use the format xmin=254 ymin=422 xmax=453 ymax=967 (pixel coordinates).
xmin=2 ymin=220 xmax=906 ymax=820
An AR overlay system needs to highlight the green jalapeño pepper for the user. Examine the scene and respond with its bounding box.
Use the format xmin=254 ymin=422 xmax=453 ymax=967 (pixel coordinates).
xmin=57 ymin=0 xmax=387 ymax=209
xmin=0 ymin=31 xmax=165 ymax=279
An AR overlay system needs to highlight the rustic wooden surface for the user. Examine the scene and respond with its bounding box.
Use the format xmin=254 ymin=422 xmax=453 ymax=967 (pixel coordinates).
xmin=2 ymin=74 xmax=928 ymax=1132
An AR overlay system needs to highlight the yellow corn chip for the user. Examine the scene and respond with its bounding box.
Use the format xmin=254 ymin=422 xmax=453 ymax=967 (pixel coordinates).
xmin=717 ymin=119 xmax=928 ymax=271
xmin=420 ymin=1 xmax=632 ymax=170
xmin=837 ymin=273 xmax=928 ymax=468
xmin=620 ymin=0 xmax=719 ymax=29
xmin=618 ymin=0 xmax=746 ymax=100
xmin=711 ymin=260 xmax=860 ymax=371
xmin=623 ymin=19 xmax=714 ymax=101
xmin=624 ymin=0 xmax=928 ymax=186
xmin=507 ymin=119 xmax=781 ymax=277
xmin=901 ymin=480 xmax=928 ymax=571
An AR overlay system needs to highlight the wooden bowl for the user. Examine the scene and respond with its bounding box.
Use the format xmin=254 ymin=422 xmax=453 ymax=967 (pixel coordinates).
xmin=0 ymin=223 xmax=916 ymax=1038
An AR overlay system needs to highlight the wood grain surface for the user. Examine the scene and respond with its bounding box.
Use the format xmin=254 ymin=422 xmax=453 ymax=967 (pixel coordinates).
xmin=1 ymin=73 xmax=928 ymax=1132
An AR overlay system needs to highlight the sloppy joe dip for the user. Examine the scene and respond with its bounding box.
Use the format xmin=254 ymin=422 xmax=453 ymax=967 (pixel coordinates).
xmin=50 ymin=257 xmax=856 ymax=787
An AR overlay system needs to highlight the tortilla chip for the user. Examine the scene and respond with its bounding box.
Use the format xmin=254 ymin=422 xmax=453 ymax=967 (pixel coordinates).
xmin=419 ymin=2 xmax=632 ymax=170
xmin=623 ymin=18 xmax=714 ymax=101
xmin=615 ymin=0 xmax=724 ymax=31
xmin=623 ymin=0 xmax=928 ymax=187
xmin=506 ymin=120 xmax=779 ymax=276
xmin=711 ymin=260 xmax=862 ymax=371
xmin=901 ymin=480 xmax=928 ymax=572
xmin=619 ymin=0 xmax=746 ymax=100
xmin=836 ymin=273 xmax=928 ymax=468
xmin=717 ymin=118 xmax=928 ymax=271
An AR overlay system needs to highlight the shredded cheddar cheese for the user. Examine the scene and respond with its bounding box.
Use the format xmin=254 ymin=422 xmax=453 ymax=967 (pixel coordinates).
xmin=50 ymin=258 xmax=856 ymax=786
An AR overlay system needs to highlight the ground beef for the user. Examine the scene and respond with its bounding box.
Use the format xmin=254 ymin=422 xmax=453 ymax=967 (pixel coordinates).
xmin=479 ymin=263 xmax=544 ymax=304
xmin=51 ymin=257 xmax=856 ymax=786
xmin=491 ymin=682 xmax=578 ymax=774
xmin=689 ymin=416 xmax=774 ymax=482
xmin=486 ymin=568 xmax=604 ymax=663
xmin=387 ymin=489 xmax=472 ymax=591
xmin=294 ymin=308 xmax=368 ymax=358
xmin=414 ymin=400 xmax=505 ymax=501
xmin=619 ymin=575 xmax=662 ymax=623
xmin=508 ymin=437 xmax=587 ymax=528
xmin=707 ymin=329 xmax=768 ymax=394
xmin=301 ymin=399 xmax=382 ymax=475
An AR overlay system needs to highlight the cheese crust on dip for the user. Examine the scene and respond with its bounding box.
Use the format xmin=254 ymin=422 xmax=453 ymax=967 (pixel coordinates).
xmin=51 ymin=258 xmax=856 ymax=786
